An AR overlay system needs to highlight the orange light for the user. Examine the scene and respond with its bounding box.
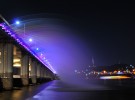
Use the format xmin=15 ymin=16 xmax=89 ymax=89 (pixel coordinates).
xmin=100 ymin=75 xmax=131 ymax=79
xmin=103 ymin=70 xmax=107 ymax=73
xmin=113 ymin=70 xmax=117 ymax=73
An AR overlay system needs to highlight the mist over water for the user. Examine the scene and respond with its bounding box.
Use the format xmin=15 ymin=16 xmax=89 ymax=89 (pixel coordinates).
xmin=11 ymin=15 xmax=108 ymax=90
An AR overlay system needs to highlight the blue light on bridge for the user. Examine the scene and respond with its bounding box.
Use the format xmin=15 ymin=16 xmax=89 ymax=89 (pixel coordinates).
xmin=15 ymin=21 xmax=20 ymax=25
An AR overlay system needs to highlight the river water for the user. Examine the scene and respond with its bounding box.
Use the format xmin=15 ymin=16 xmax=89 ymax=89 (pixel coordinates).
xmin=0 ymin=80 xmax=135 ymax=100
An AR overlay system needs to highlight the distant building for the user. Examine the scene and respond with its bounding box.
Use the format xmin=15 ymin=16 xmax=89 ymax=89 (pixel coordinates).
xmin=75 ymin=63 xmax=135 ymax=80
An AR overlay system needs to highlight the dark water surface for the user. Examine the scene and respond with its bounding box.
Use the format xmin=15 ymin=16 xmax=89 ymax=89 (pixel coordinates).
xmin=0 ymin=80 xmax=135 ymax=100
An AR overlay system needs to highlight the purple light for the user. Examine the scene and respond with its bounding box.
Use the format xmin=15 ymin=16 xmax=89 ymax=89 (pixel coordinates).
xmin=8 ymin=32 xmax=11 ymax=35
xmin=0 ymin=23 xmax=56 ymax=74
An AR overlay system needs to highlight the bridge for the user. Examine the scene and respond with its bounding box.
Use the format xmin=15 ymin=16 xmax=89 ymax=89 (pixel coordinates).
xmin=0 ymin=20 xmax=56 ymax=90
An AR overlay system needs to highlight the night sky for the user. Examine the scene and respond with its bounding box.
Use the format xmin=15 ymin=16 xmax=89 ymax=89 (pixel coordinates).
xmin=1 ymin=1 xmax=135 ymax=66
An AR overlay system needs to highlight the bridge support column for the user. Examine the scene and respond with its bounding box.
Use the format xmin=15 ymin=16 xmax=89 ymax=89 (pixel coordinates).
xmin=43 ymin=68 xmax=45 ymax=78
xmin=37 ymin=63 xmax=41 ymax=84
xmin=43 ymin=67 xmax=46 ymax=81
xmin=31 ymin=60 xmax=37 ymax=84
xmin=48 ymin=71 xmax=52 ymax=80
xmin=46 ymin=69 xmax=49 ymax=80
xmin=0 ymin=43 xmax=13 ymax=90
xmin=48 ymin=70 xmax=54 ymax=80
xmin=40 ymin=66 xmax=44 ymax=83
xmin=21 ymin=52 xmax=29 ymax=86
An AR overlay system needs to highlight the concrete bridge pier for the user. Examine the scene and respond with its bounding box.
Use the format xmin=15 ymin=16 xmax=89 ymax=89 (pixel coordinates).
xmin=40 ymin=66 xmax=44 ymax=83
xmin=49 ymin=72 xmax=54 ymax=80
xmin=36 ymin=63 xmax=41 ymax=84
xmin=0 ymin=43 xmax=13 ymax=90
xmin=45 ymin=69 xmax=52 ymax=81
xmin=44 ymin=67 xmax=48 ymax=82
xmin=31 ymin=59 xmax=37 ymax=84
xmin=21 ymin=52 xmax=29 ymax=86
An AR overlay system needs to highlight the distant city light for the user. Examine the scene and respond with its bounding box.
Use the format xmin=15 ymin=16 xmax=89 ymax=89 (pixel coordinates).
xmin=117 ymin=70 xmax=122 ymax=74
xmin=130 ymin=64 xmax=134 ymax=68
xmin=15 ymin=21 xmax=20 ymax=25
xmin=29 ymin=38 xmax=33 ymax=42
xmin=103 ymin=70 xmax=106 ymax=73
xmin=100 ymin=76 xmax=131 ymax=80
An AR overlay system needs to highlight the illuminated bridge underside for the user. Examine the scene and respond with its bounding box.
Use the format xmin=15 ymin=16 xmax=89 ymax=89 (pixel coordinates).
xmin=0 ymin=23 xmax=55 ymax=90
xmin=0 ymin=23 xmax=55 ymax=73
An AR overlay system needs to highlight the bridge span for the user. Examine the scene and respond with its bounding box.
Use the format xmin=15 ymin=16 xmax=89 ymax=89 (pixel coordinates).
xmin=0 ymin=22 xmax=56 ymax=90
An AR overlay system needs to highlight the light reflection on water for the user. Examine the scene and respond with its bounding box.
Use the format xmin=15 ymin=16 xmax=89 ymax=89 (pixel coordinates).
xmin=0 ymin=80 xmax=135 ymax=100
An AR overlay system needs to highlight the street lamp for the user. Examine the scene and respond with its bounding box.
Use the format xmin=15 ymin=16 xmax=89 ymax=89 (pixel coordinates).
xmin=15 ymin=21 xmax=20 ymax=25
xmin=29 ymin=38 xmax=33 ymax=42
xmin=15 ymin=20 xmax=25 ymax=36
